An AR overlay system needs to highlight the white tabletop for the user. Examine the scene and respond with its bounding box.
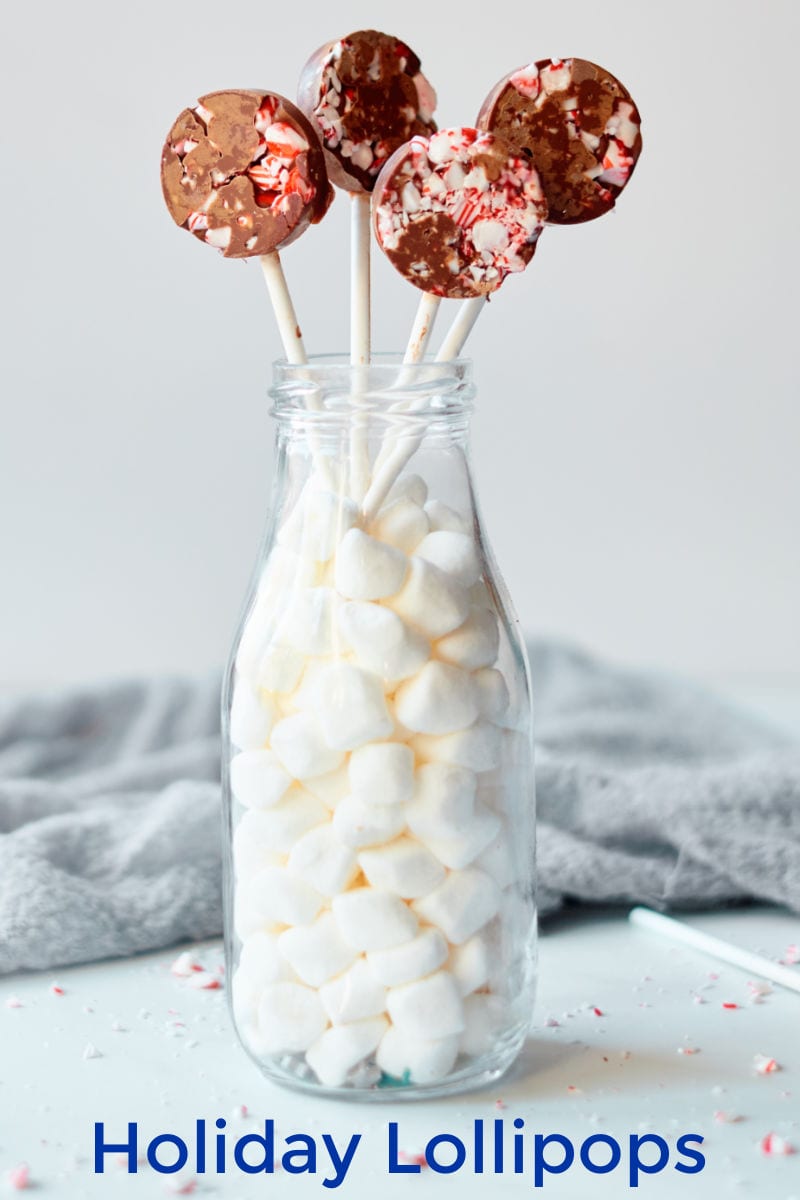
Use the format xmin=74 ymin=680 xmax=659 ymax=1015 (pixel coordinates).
xmin=1 ymin=906 xmax=798 ymax=1198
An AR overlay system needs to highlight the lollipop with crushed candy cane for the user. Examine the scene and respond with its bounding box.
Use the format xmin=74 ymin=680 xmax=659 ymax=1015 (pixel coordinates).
xmin=161 ymin=89 xmax=333 ymax=361
xmin=477 ymin=57 xmax=642 ymax=225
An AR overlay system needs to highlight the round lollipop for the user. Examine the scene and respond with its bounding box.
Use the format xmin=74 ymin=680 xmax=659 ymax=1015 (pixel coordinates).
xmin=477 ymin=57 xmax=642 ymax=225
xmin=372 ymin=127 xmax=547 ymax=299
xmin=161 ymin=89 xmax=333 ymax=258
xmin=297 ymin=30 xmax=437 ymax=194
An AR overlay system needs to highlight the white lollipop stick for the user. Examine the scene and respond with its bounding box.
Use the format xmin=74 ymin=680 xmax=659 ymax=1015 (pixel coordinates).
xmin=435 ymin=296 xmax=486 ymax=362
xmin=259 ymin=252 xmax=307 ymax=364
xmin=629 ymin=907 xmax=800 ymax=995
xmin=404 ymin=292 xmax=441 ymax=364
xmin=349 ymin=194 xmax=372 ymax=503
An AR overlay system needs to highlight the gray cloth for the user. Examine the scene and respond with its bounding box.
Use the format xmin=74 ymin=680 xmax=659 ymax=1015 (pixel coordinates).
xmin=1 ymin=643 xmax=799 ymax=975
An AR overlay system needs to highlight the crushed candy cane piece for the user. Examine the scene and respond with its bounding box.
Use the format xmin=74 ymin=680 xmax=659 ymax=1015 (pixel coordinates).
xmin=6 ymin=996 xmax=23 ymax=1009
xmin=714 ymin=1111 xmax=743 ymax=1124
xmin=398 ymin=1151 xmax=428 ymax=1168
xmin=50 ymin=984 xmax=65 ymax=996
xmin=677 ymin=1046 xmax=700 ymax=1055
xmin=171 ymin=952 xmax=202 ymax=977
xmin=753 ymin=1054 xmax=781 ymax=1075
xmin=187 ymin=971 xmax=221 ymax=990
xmin=6 ymin=1164 xmax=30 ymax=1190
xmin=83 ymin=1042 xmax=103 ymax=1060
xmin=231 ymin=1104 xmax=249 ymax=1119
xmin=722 ymin=1002 xmax=739 ymax=1010
xmin=591 ymin=1007 xmax=604 ymax=1017
xmin=760 ymin=1133 xmax=794 ymax=1156
xmin=166 ymin=1174 xmax=197 ymax=1194
xmin=781 ymin=944 xmax=799 ymax=965
xmin=495 ymin=1099 xmax=506 ymax=1110
xmin=544 ymin=1017 xmax=560 ymax=1027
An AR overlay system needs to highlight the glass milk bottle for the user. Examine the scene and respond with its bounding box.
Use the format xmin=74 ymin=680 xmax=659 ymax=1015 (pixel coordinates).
xmin=222 ymin=355 xmax=536 ymax=1098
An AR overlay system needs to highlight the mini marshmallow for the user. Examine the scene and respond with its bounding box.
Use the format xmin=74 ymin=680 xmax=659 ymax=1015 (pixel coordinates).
xmin=320 ymin=958 xmax=387 ymax=1024
xmin=277 ymin=912 xmax=357 ymax=987
xmin=460 ymin=994 xmax=508 ymax=1057
xmin=230 ymin=750 xmax=291 ymax=810
xmin=332 ymin=794 xmax=407 ymax=849
xmin=302 ymin=764 xmax=350 ymax=809
xmin=312 ymin=663 xmax=393 ymax=750
xmin=334 ymin=529 xmax=408 ymax=600
xmin=436 ymin=609 xmax=500 ymax=670
xmin=476 ymin=829 xmax=517 ymax=888
xmin=413 ymin=722 xmax=503 ymax=771
xmin=232 ymin=810 xmax=286 ymax=879
xmin=238 ymin=788 xmax=327 ymax=854
xmin=390 ymin=557 xmax=469 ymax=639
xmin=415 ymin=531 xmax=481 ymax=587
xmin=231 ymin=968 xmax=260 ymax=1028
xmin=338 ymin=601 xmax=429 ymax=683
xmin=394 ymin=662 xmax=478 ymax=734
xmin=278 ymin=587 xmax=340 ymax=655
xmin=406 ymin=763 xmax=477 ymax=841
xmin=287 ymin=822 xmax=359 ymax=896
xmin=332 ymin=887 xmax=418 ymax=952
xmin=425 ymin=499 xmax=469 ymax=534
xmin=290 ymin=657 xmax=337 ymax=711
xmin=270 ymin=712 xmax=345 ymax=779
xmin=450 ymin=931 xmax=491 ymax=995
xmin=423 ymin=804 xmax=501 ymax=870
xmin=349 ymin=742 xmax=415 ymax=806
xmin=372 ymin=497 xmax=429 ymax=553
xmin=229 ymin=678 xmax=276 ymax=750
xmin=386 ymin=473 xmax=427 ymax=507
xmin=246 ymin=864 xmax=324 ymax=926
xmin=387 ymin=970 xmax=465 ymax=1039
xmin=472 ymin=667 xmax=510 ymax=720
xmin=377 ymin=1025 xmax=459 ymax=1085
xmin=259 ymin=544 xmax=318 ymax=596
xmin=366 ymin=927 xmax=448 ymax=987
xmin=257 ymin=982 xmax=328 ymax=1053
xmin=256 ymin=644 xmax=305 ymax=694
xmin=306 ymin=1016 xmax=388 ymax=1088
xmin=238 ymin=931 xmax=294 ymax=989
xmin=413 ymin=868 xmax=500 ymax=944
xmin=359 ymin=837 xmax=445 ymax=898
xmin=281 ymin=489 xmax=359 ymax=562
xmin=234 ymin=895 xmax=279 ymax=941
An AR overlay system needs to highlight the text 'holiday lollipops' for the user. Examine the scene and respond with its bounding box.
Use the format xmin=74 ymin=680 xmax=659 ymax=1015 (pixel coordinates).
xmin=159 ymin=34 xmax=643 ymax=1100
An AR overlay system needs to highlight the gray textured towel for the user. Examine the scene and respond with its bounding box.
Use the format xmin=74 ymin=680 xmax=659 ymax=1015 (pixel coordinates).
xmin=1 ymin=643 xmax=799 ymax=975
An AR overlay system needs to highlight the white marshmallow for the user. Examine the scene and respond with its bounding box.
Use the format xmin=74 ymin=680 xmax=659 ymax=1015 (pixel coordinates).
xmin=334 ymin=529 xmax=408 ymax=600
xmin=232 ymin=810 xmax=286 ymax=879
xmin=230 ymin=750 xmax=292 ymax=810
xmin=290 ymin=657 xmax=335 ymax=711
xmin=476 ymin=829 xmax=517 ymax=888
xmin=394 ymin=662 xmax=478 ymax=734
xmin=349 ymin=742 xmax=414 ymax=806
xmin=436 ymin=609 xmax=500 ymax=670
xmin=472 ymin=667 xmax=510 ymax=719
xmin=281 ymin=489 xmax=359 ymax=562
xmin=270 ymin=713 xmax=344 ymax=779
xmin=234 ymin=895 xmax=279 ymax=941
xmin=366 ymin=927 xmax=448 ymax=987
xmin=450 ymin=931 xmax=490 ymax=995
xmin=238 ymin=788 xmax=327 ymax=854
xmin=372 ymin=497 xmax=429 ymax=553
xmin=319 ymin=958 xmax=387 ymax=1024
xmin=238 ymin=930 xmax=294 ymax=989
xmin=312 ymin=663 xmax=393 ymax=750
xmin=424 ymin=499 xmax=469 ymax=534
xmin=259 ymin=544 xmax=318 ymax=595
xmin=406 ymin=763 xmax=477 ymax=841
xmin=257 ymin=982 xmax=328 ymax=1053
xmin=415 ymin=531 xmax=481 ymax=587
xmin=306 ymin=1016 xmax=388 ymax=1088
xmin=460 ymin=994 xmax=508 ymax=1057
xmin=423 ymin=804 xmax=501 ymax=870
xmin=332 ymin=887 xmax=418 ymax=951
xmin=302 ymin=764 xmax=350 ymax=809
xmin=256 ymin=645 xmax=305 ymax=694
xmin=359 ymin=837 xmax=445 ymax=898
xmin=390 ymin=557 xmax=469 ymax=639
xmin=286 ymin=822 xmax=359 ymax=896
xmin=279 ymin=587 xmax=340 ymax=655
xmin=277 ymin=912 xmax=357 ymax=987
xmin=413 ymin=722 xmax=503 ymax=771
xmin=338 ymin=601 xmax=429 ymax=683
xmin=229 ymin=678 xmax=276 ymax=750
xmin=377 ymin=1025 xmax=459 ymax=1085
xmin=236 ymin=553 xmax=315 ymax=679
xmin=231 ymin=968 xmax=260 ymax=1028
xmin=386 ymin=473 xmax=427 ymax=507
xmin=332 ymin=794 xmax=406 ymax=849
xmin=387 ymin=970 xmax=465 ymax=1039
xmin=413 ymin=868 xmax=500 ymax=944
xmin=245 ymin=865 xmax=324 ymax=926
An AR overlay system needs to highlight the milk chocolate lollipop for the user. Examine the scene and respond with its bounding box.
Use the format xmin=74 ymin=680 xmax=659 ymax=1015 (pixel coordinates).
xmin=161 ymin=89 xmax=333 ymax=258
xmin=477 ymin=57 xmax=642 ymax=224
xmin=298 ymin=30 xmax=437 ymax=194
xmin=372 ymin=127 xmax=548 ymax=298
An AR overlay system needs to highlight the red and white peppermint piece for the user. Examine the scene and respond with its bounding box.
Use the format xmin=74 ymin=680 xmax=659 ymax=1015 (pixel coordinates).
xmin=186 ymin=971 xmax=221 ymax=991
xmin=6 ymin=1164 xmax=30 ymax=1191
xmin=753 ymin=1053 xmax=781 ymax=1075
xmin=759 ymin=1132 xmax=794 ymax=1156
xmin=171 ymin=951 xmax=202 ymax=977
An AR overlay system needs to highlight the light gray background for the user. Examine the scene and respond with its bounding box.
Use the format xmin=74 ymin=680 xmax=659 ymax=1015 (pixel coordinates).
xmin=2 ymin=0 xmax=797 ymax=687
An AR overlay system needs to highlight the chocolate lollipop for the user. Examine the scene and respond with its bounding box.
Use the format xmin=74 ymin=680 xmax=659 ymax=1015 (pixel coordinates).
xmin=161 ymin=89 xmax=333 ymax=258
xmin=372 ymin=127 xmax=548 ymax=299
xmin=297 ymin=29 xmax=437 ymax=194
xmin=477 ymin=57 xmax=642 ymax=225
